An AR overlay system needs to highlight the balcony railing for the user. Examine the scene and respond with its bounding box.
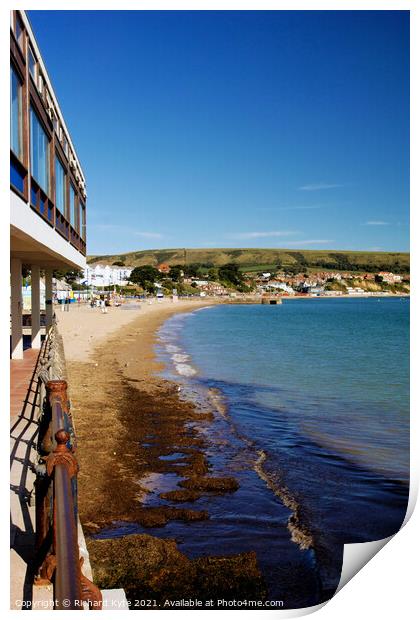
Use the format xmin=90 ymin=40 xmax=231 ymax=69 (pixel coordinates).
xmin=54 ymin=208 xmax=70 ymax=241
xmin=30 ymin=178 xmax=54 ymax=226
xmin=35 ymin=320 xmax=101 ymax=609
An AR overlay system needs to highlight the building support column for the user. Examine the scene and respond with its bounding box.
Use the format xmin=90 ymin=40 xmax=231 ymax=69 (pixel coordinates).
xmin=11 ymin=258 xmax=23 ymax=359
xmin=31 ymin=265 xmax=41 ymax=349
xmin=45 ymin=268 xmax=53 ymax=328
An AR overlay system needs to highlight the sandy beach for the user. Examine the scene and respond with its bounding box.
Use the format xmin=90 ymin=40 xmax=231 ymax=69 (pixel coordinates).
xmin=57 ymin=297 xmax=207 ymax=363
xmin=57 ymin=298 xmax=265 ymax=604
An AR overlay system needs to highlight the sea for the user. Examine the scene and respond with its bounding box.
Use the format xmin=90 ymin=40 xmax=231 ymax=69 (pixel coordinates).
xmin=102 ymin=297 xmax=410 ymax=608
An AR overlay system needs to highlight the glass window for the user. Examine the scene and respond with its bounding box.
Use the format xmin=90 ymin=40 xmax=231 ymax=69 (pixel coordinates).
xmin=55 ymin=156 xmax=66 ymax=213
xmin=31 ymin=183 xmax=38 ymax=206
xmin=15 ymin=15 xmax=24 ymax=50
xmin=28 ymin=46 xmax=36 ymax=80
xmin=10 ymin=66 xmax=23 ymax=159
xmin=11 ymin=160 xmax=25 ymax=194
xmin=81 ymin=203 xmax=86 ymax=241
xmin=70 ymin=184 xmax=79 ymax=230
xmin=30 ymin=107 xmax=50 ymax=194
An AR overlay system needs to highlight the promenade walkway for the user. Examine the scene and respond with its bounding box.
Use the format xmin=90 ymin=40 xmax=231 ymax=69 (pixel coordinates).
xmin=10 ymin=340 xmax=127 ymax=610
xmin=10 ymin=347 xmax=48 ymax=609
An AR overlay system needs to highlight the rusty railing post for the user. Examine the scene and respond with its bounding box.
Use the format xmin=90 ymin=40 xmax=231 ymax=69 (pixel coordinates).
xmin=34 ymin=326 xmax=102 ymax=609
xmin=47 ymin=430 xmax=82 ymax=609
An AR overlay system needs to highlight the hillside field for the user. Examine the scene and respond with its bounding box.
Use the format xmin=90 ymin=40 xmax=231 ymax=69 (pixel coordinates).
xmin=87 ymin=248 xmax=410 ymax=274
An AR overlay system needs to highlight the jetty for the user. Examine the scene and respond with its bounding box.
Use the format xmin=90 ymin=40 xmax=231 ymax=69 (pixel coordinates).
xmin=261 ymin=296 xmax=283 ymax=305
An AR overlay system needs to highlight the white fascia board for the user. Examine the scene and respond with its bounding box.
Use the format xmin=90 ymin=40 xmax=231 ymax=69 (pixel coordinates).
xmin=11 ymin=191 xmax=86 ymax=270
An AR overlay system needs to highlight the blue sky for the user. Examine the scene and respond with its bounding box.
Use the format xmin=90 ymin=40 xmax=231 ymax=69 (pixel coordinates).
xmin=28 ymin=10 xmax=409 ymax=255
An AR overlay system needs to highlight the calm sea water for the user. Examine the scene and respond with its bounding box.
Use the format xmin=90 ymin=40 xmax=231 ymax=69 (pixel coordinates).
xmin=99 ymin=298 xmax=410 ymax=608
xmin=159 ymin=298 xmax=409 ymax=603
xmin=176 ymin=297 xmax=410 ymax=483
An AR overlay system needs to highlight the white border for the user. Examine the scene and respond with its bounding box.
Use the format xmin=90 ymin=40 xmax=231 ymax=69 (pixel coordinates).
xmin=2 ymin=2 xmax=417 ymax=619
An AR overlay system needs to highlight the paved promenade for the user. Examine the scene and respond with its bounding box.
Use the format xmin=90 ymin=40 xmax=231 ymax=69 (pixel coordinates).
xmin=10 ymin=316 xmax=133 ymax=609
xmin=10 ymin=347 xmax=47 ymax=608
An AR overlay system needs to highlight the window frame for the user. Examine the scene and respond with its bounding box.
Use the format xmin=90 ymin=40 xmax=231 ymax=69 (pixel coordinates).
xmin=10 ymin=64 xmax=23 ymax=162
xmin=30 ymin=104 xmax=51 ymax=196
xmin=80 ymin=201 xmax=86 ymax=242
xmin=54 ymin=154 xmax=67 ymax=216
xmin=69 ymin=182 xmax=78 ymax=231
xmin=28 ymin=44 xmax=37 ymax=81
xmin=14 ymin=13 xmax=25 ymax=52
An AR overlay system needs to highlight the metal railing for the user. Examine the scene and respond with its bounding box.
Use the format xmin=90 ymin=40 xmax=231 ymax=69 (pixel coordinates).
xmin=35 ymin=319 xmax=102 ymax=609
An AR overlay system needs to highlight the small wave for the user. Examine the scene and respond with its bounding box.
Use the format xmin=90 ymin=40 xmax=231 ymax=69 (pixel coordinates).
xmin=175 ymin=363 xmax=197 ymax=377
xmin=193 ymin=305 xmax=214 ymax=313
xmin=172 ymin=353 xmax=191 ymax=363
xmin=207 ymin=387 xmax=228 ymax=418
xmin=165 ymin=344 xmax=181 ymax=353
xmin=254 ymin=450 xmax=314 ymax=551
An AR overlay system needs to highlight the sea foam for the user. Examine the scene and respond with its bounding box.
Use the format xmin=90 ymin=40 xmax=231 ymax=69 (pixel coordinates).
xmin=175 ymin=363 xmax=197 ymax=377
xmin=172 ymin=353 xmax=191 ymax=363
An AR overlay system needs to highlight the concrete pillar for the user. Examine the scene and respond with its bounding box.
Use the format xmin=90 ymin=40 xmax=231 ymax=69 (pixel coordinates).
xmin=11 ymin=258 xmax=23 ymax=359
xmin=45 ymin=268 xmax=53 ymax=328
xmin=31 ymin=265 xmax=41 ymax=349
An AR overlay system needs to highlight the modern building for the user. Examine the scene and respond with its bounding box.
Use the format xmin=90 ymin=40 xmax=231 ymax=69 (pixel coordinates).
xmin=10 ymin=10 xmax=87 ymax=358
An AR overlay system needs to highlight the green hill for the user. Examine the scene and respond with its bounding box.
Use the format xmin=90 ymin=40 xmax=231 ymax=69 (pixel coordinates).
xmin=87 ymin=248 xmax=410 ymax=274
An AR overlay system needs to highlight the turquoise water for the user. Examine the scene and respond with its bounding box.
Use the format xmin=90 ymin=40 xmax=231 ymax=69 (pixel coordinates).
xmin=176 ymin=297 xmax=409 ymax=483
xmin=156 ymin=297 xmax=409 ymax=604
xmin=98 ymin=297 xmax=409 ymax=607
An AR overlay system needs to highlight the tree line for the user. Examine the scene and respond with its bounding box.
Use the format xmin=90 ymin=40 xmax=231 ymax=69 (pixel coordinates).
xmin=129 ymin=263 xmax=250 ymax=293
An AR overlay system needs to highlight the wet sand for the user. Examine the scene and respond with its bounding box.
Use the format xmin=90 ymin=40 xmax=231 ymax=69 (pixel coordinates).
xmin=59 ymin=300 xmax=267 ymax=604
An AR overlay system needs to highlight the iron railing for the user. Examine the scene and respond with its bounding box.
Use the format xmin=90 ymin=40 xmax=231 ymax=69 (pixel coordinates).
xmin=35 ymin=319 xmax=101 ymax=609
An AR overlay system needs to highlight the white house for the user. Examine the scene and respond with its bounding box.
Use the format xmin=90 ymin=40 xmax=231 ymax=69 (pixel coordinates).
xmin=258 ymin=281 xmax=295 ymax=295
xmin=378 ymin=272 xmax=402 ymax=284
xmin=81 ymin=264 xmax=133 ymax=287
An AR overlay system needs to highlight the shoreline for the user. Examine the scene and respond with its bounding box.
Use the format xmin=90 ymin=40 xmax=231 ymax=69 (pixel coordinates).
xmin=233 ymin=292 xmax=410 ymax=302
xmin=58 ymin=295 xmax=409 ymax=606
xmin=61 ymin=299 xmax=267 ymax=604
xmin=61 ymin=298 xmax=218 ymax=527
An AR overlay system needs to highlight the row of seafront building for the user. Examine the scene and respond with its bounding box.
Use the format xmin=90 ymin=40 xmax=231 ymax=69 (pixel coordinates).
xmin=10 ymin=9 xmax=87 ymax=359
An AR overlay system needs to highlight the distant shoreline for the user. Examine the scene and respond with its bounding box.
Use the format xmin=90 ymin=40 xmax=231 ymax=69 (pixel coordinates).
xmin=214 ymin=292 xmax=410 ymax=304
xmin=274 ymin=293 xmax=410 ymax=301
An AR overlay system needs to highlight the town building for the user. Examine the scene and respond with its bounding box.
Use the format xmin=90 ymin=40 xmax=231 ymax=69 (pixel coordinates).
xmin=10 ymin=10 xmax=87 ymax=358
xmin=378 ymin=272 xmax=402 ymax=283
xmin=81 ymin=264 xmax=133 ymax=288
xmin=257 ymin=281 xmax=295 ymax=295
xmin=346 ymin=286 xmax=366 ymax=295
xmin=157 ymin=262 xmax=171 ymax=274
